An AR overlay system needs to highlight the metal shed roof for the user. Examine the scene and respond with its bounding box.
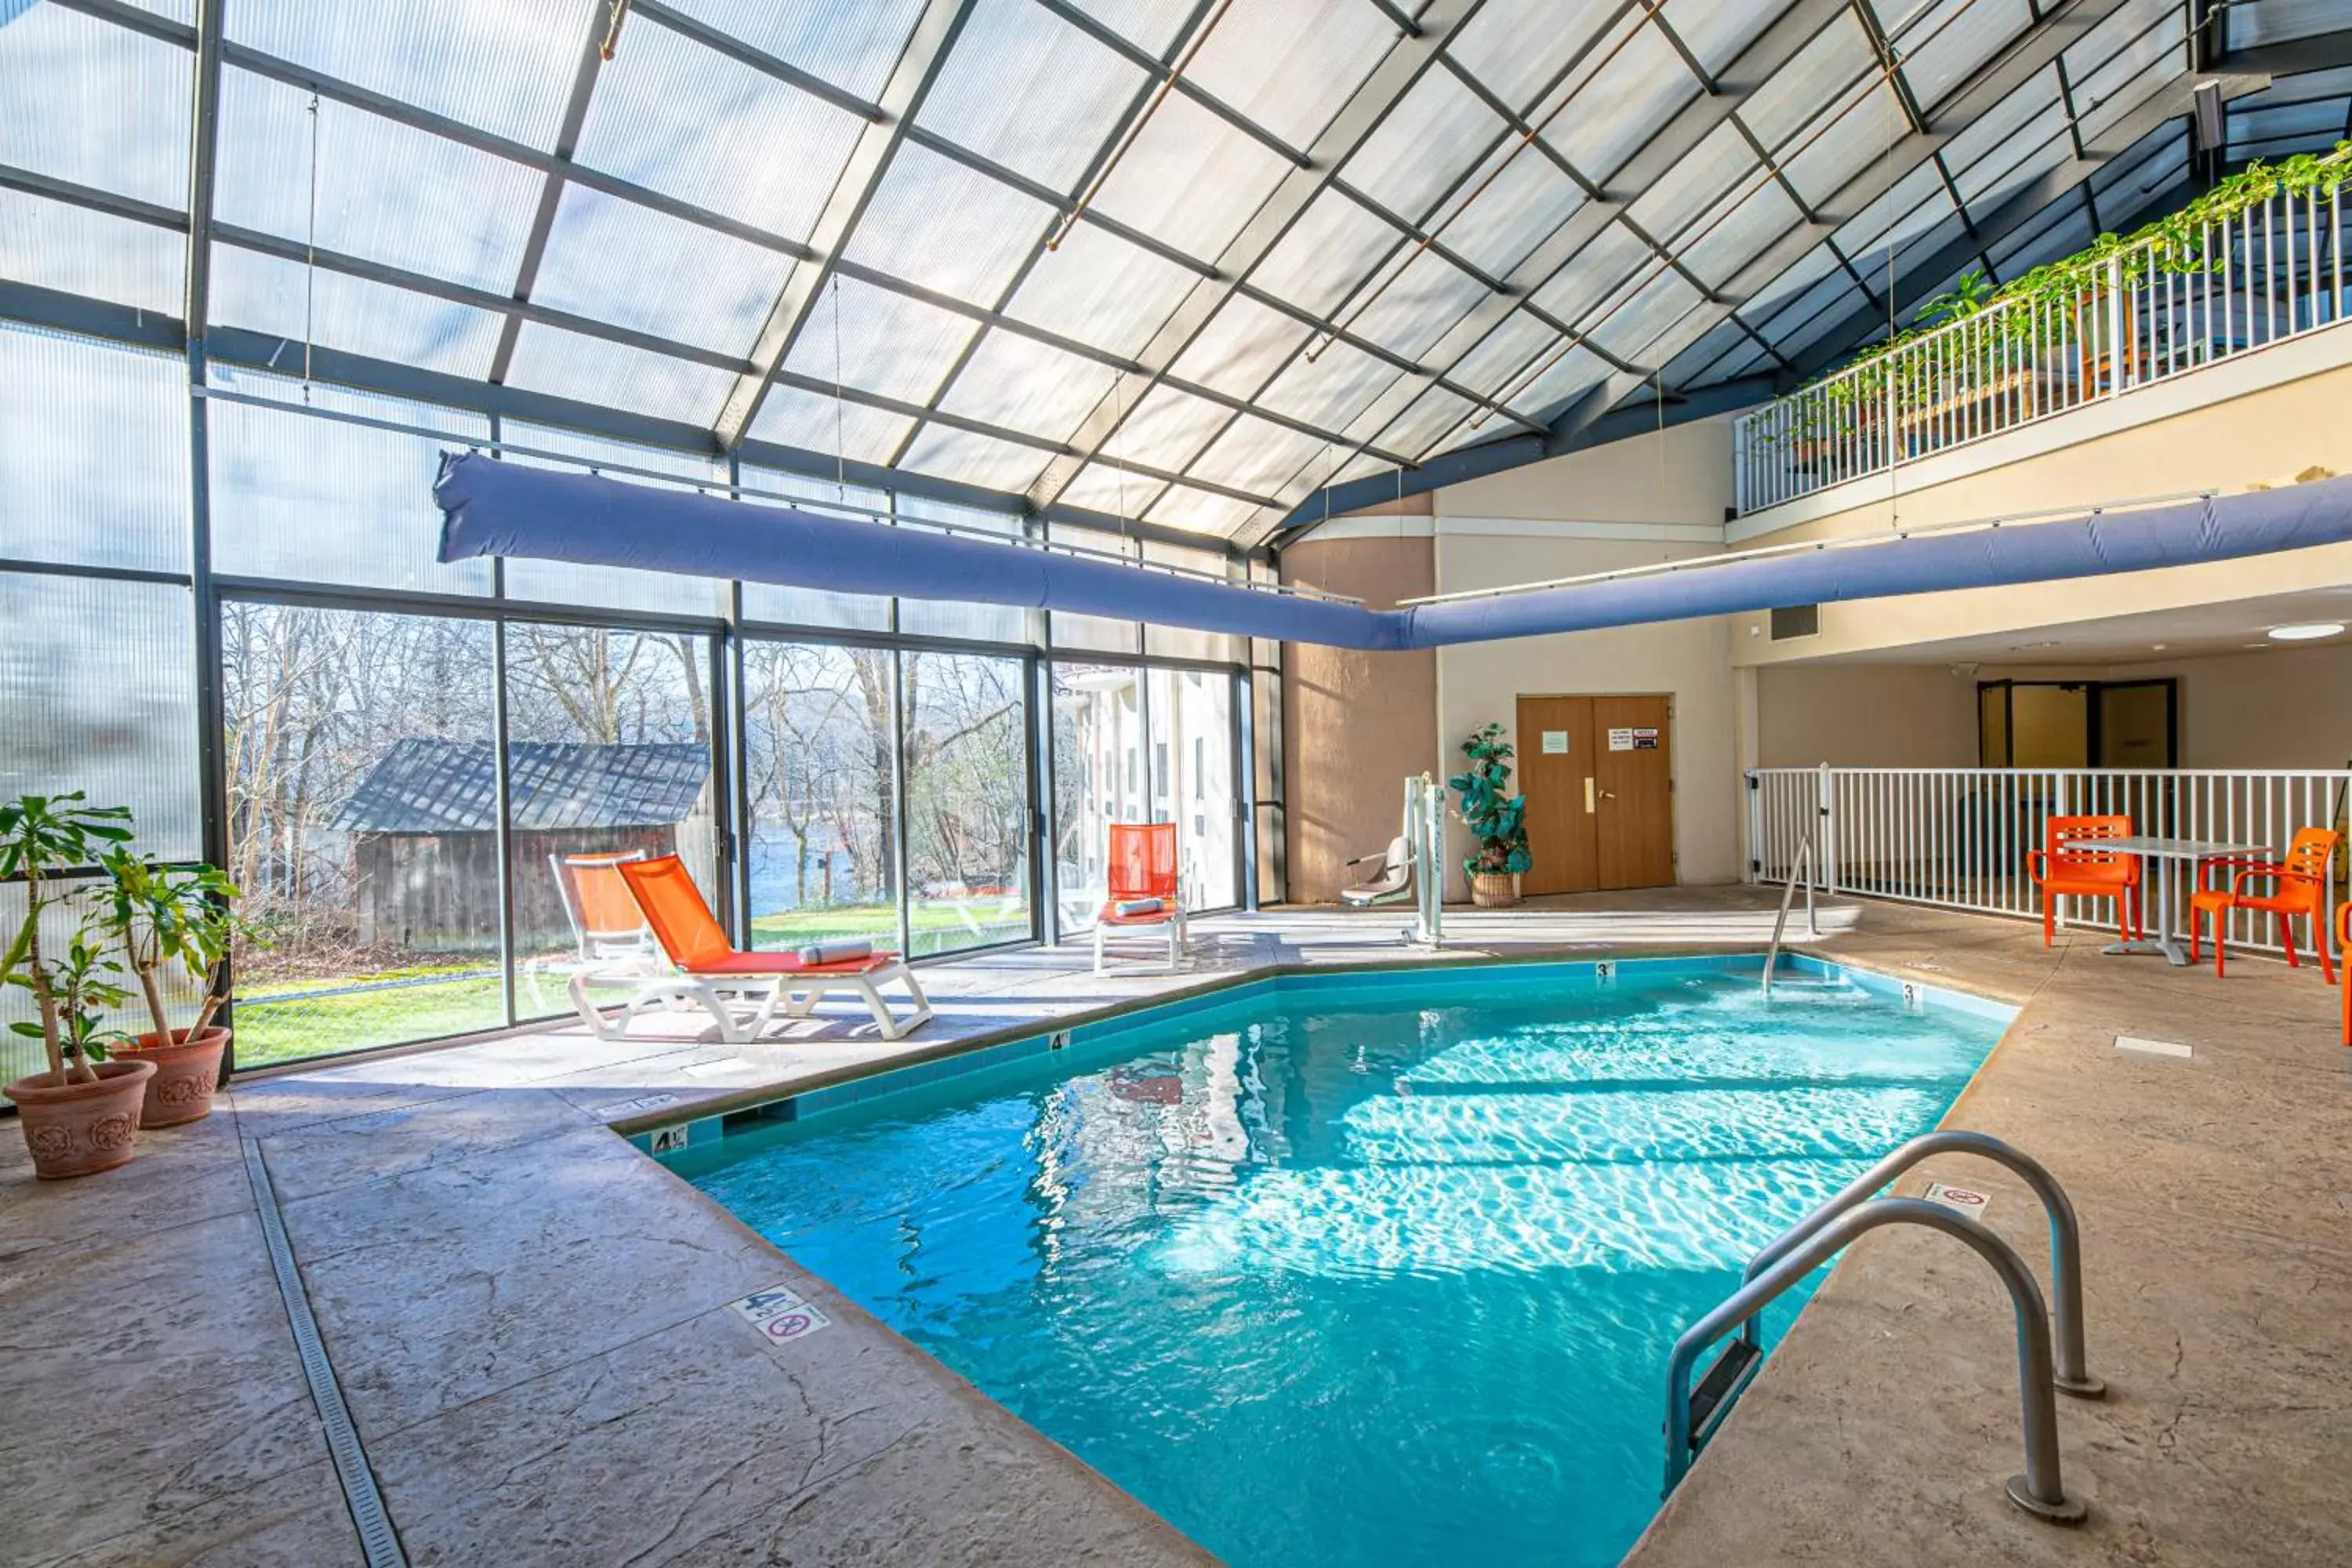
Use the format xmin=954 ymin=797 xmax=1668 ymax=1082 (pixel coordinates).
xmin=333 ymin=737 xmax=711 ymax=833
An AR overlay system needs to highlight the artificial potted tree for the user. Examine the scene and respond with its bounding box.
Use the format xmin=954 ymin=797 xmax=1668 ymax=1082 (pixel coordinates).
xmin=1448 ymin=722 xmax=1530 ymax=908
xmin=98 ymin=848 xmax=243 ymax=1128
xmin=2 ymin=793 xmax=156 ymax=1178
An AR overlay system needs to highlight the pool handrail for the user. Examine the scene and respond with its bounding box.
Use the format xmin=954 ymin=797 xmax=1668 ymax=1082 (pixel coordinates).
xmin=1759 ymin=830 xmax=1817 ymax=993
xmin=1735 ymin=1129 xmax=2103 ymax=1399
xmin=1664 ymin=1196 xmax=2088 ymax=1523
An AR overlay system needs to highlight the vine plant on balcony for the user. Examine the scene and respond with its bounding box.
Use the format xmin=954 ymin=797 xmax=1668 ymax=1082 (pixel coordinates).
xmin=1777 ymin=140 xmax=2352 ymax=450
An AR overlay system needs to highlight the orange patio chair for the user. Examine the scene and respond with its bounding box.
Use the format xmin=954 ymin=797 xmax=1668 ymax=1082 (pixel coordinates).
xmin=2339 ymin=902 xmax=2351 ymax=1045
xmin=549 ymin=850 xmax=657 ymax=964
xmin=567 ymin=855 xmax=931 ymax=1042
xmin=2024 ymin=814 xmax=2142 ymax=946
xmin=2190 ymin=827 xmax=2339 ymax=982
xmin=1094 ymin=822 xmax=1185 ymax=974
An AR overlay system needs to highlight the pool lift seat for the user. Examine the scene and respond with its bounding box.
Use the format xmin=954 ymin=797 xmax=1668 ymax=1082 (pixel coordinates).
xmin=1339 ymin=834 xmax=1414 ymax=908
xmin=1665 ymin=1131 xmax=2103 ymax=1524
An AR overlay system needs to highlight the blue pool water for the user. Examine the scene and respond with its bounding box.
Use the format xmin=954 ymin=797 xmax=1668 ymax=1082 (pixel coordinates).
xmin=673 ymin=959 xmax=2008 ymax=1567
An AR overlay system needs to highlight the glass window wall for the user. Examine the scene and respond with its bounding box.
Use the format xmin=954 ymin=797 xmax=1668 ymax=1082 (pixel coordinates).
xmin=904 ymin=651 xmax=1033 ymax=956
xmin=742 ymin=640 xmax=901 ymax=950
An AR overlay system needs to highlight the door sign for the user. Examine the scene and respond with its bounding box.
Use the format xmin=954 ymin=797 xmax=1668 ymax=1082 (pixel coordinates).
xmin=1541 ymin=730 xmax=1569 ymax=753
xmin=1606 ymin=727 xmax=1661 ymax=751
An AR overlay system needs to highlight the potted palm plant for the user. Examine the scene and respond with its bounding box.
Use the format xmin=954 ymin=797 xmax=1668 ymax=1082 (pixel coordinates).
xmin=97 ymin=849 xmax=245 ymax=1128
xmin=2 ymin=793 xmax=155 ymax=1178
xmin=1448 ymin=723 xmax=1530 ymax=908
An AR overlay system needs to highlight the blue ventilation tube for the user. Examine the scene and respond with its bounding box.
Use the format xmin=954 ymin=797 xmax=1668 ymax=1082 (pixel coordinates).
xmin=434 ymin=453 xmax=2352 ymax=651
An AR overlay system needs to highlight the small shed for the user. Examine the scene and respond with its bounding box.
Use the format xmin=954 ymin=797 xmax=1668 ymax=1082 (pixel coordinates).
xmin=334 ymin=739 xmax=713 ymax=954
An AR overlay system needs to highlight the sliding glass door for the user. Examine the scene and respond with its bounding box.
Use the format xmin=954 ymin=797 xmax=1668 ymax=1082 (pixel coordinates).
xmin=1149 ymin=666 xmax=1240 ymax=910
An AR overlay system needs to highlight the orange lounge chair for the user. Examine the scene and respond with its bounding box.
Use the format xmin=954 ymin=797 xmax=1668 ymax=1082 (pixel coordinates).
xmin=2025 ymin=814 xmax=2142 ymax=946
xmin=568 ymin=855 xmax=931 ymax=1043
xmin=1094 ymin=822 xmax=1185 ymax=975
xmin=2339 ymin=902 xmax=2351 ymax=1046
xmin=2190 ymin=827 xmax=2339 ymax=982
xmin=549 ymin=850 xmax=658 ymax=964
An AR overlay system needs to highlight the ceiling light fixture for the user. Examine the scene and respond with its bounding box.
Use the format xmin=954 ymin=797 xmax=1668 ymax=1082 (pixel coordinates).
xmin=2267 ymin=622 xmax=2345 ymax=641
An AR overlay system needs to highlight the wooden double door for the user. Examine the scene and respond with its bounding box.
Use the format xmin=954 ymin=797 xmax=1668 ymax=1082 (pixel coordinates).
xmin=1515 ymin=694 xmax=1675 ymax=895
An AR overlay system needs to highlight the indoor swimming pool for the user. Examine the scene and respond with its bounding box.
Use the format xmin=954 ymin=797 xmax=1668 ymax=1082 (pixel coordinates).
xmin=667 ymin=958 xmax=2012 ymax=1567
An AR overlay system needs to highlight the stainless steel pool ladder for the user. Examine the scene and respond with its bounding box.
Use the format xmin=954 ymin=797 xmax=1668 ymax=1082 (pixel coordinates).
xmin=1664 ymin=1131 xmax=2103 ymax=1523
xmin=1759 ymin=833 xmax=1817 ymax=994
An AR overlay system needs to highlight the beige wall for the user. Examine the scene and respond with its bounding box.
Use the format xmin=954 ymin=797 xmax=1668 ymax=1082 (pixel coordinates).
xmin=1279 ymin=534 xmax=1441 ymax=904
xmin=1755 ymin=664 xmax=1979 ymax=767
xmin=1432 ymin=423 xmax=1743 ymax=896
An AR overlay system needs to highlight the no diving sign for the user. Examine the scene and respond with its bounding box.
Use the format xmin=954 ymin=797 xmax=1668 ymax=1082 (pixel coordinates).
xmin=1922 ymin=1181 xmax=1991 ymax=1220
xmin=1606 ymin=727 xmax=1661 ymax=751
xmin=731 ymin=1285 xmax=833 ymax=1347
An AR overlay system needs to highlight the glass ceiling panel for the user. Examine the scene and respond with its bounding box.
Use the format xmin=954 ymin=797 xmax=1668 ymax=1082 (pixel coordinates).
xmin=503 ymin=419 xmax=726 ymax=483
xmin=2090 ymin=121 xmax=2187 ymax=209
xmin=747 ymin=382 xmax=918 ymax=465
xmin=844 ymin=140 xmax=1056 ymax=307
xmin=1528 ymin=218 xmax=1649 ymax=325
xmin=2232 ymin=98 xmax=2351 ymax=157
xmin=1446 ymin=310 xmax=1559 ymax=401
xmin=0 ymin=2 xmax=187 ymax=208
xmin=531 ymin=184 xmax=790 ymax=354
xmin=1740 ymin=228 xmax=1845 ymax=324
xmin=1585 ymin=265 xmax=1704 ymax=361
xmin=1497 ymin=339 xmax=1607 ymax=425
xmin=1383 ymin=383 xmax=1477 ymax=460
xmin=1089 ymin=90 xmax=1293 ymax=260
xmin=1448 ymin=0 xmax=1623 ymax=118
xmin=1951 ymin=100 xmax=2069 ymax=209
xmin=1348 ymin=248 xmax=1494 ymax=361
xmin=1344 ymin=67 xmax=1507 ymax=225
xmin=1145 ymin=480 xmax=1269 ymax=538
xmin=1679 ymin=176 xmax=1805 ymax=290
xmin=215 ymin=68 xmax=542 ymax=296
xmin=1940 ymin=63 xmax=2060 ymax=176
xmin=503 ymin=324 xmax=737 ymax=424
xmin=1740 ymin=10 xmax=1873 ymax=152
xmin=1784 ymin=78 xmax=1908 ymax=212
xmin=1250 ymin=189 xmax=1402 ymax=319
xmin=0 ymin=187 xmax=182 ymax=316
xmin=1891 ymin=0 xmax=2033 ymax=112
xmin=1187 ymin=0 xmax=1398 ymax=152
xmin=647 ymin=0 xmax=928 ymax=101
xmin=898 ymin=423 xmax=1054 ymax=492
xmin=209 ymin=244 xmax=505 ymax=377
xmin=1187 ymin=412 xmax=1327 ymax=499
xmin=1987 ymin=195 xmax=2092 ymax=280
xmin=780 ymin=275 xmax=980 ymax=406
xmin=575 ymin=17 xmax=869 ymax=240
xmin=1167 ymin=292 xmax=1314 ymax=397
xmin=1663 ymin=314 xmax=1760 ymax=387
xmin=1434 ymin=140 xmax=1588 ymax=279
xmin=918 ymin=0 xmax=1146 ymax=196
xmin=937 ymin=328 xmax=1120 ymax=443
xmin=1106 ymin=382 xmax=1232 ymax=475
xmin=1053 ymin=460 xmax=1169 ymax=518
xmin=1626 ymin=120 xmax=1755 ymax=244
xmin=1004 ymin=220 xmax=1205 ymax=358
xmin=1537 ymin=13 xmax=1700 ymax=182
xmin=2064 ymin=0 xmax=2175 ymax=87
xmin=227 ymin=0 xmax=600 ymax=152
xmin=2234 ymin=0 xmax=2352 ymax=45
xmin=1256 ymin=337 xmax=1404 ymax=432
xmin=1831 ymin=157 xmax=1946 ymax=256
xmin=1772 ymin=277 xmax=1874 ymax=358
xmin=1063 ymin=0 xmax=1199 ymax=56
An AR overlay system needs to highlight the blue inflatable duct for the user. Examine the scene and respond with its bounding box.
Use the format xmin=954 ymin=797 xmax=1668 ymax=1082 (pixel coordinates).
xmin=435 ymin=453 xmax=2352 ymax=651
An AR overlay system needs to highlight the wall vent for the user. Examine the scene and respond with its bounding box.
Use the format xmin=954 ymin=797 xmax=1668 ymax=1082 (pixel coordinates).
xmin=1769 ymin=604 xmax=1820 ymax=641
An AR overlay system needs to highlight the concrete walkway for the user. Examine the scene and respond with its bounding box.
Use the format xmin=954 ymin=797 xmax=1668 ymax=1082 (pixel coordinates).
xmin=2 ymin=891 xmax=2345 ymax=1565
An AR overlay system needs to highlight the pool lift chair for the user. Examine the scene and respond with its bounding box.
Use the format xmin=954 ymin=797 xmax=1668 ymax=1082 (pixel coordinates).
xmin=1338 ymin=833 xmax=1414 ymax=908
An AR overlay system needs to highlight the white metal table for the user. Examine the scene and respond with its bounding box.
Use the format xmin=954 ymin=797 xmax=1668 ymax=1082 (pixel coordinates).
xmin=2059 ymin=834 xmax=2270 ymax=965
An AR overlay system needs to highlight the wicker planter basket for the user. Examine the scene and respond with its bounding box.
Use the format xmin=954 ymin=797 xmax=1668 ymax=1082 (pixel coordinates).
xmin=1469 ymin=872 xmax=1519 ymax=908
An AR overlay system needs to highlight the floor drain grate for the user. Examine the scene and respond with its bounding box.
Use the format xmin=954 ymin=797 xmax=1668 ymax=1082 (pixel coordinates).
xmin=244 ymin=1139 xmax=408 ymax=1567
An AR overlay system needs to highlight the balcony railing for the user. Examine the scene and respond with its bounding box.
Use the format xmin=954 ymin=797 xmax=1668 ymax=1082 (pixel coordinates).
xmin=1734 ymin=179 xmax=2350 ymax=515
xmin=1747 ymin=765 xmax=2350 ymax=959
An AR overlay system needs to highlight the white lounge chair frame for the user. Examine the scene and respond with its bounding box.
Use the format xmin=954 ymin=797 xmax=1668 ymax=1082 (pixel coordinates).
xmin=569 ymin=959 xmax=934 ymax=1044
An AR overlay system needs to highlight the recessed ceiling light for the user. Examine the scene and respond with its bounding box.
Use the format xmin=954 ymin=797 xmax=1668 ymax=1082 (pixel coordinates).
xmin=2267 ymin=622 xmax=2345 ymax=641
xmin=2009 ymin=640 xmax=2060 ymax=651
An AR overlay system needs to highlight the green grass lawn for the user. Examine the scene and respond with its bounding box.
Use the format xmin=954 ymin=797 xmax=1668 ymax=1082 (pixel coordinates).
xmin=229 ymin=900 xmax=1031 ymax=1069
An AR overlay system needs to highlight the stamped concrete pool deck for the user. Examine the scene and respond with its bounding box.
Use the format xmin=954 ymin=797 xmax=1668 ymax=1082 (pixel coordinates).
xmin=3 ymin=891 xmax=2347 ymax=1566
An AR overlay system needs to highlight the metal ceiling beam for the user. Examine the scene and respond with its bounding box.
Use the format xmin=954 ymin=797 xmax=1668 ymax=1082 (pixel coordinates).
xmin=1026 ymin=0 xmax=1487 ymax=515
xmin=2223 ymin=27 xmax=2352 ymax=79
xmin=486 ymin=13 xmax=609 ymax=383
xmin=713 ymin=0 xmax=972 ymax=448
xmin=180 ymin=0 xmax=223 ymax=362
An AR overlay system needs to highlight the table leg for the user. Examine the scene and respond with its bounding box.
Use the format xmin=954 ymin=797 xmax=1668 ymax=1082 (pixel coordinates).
xmin=2154 ymin=862 xmax=2188 ymax=965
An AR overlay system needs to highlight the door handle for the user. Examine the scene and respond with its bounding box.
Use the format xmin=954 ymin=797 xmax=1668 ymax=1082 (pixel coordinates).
xmin=1583 ymin=776 xmax=1595 ymax=813
xmin=1597 ymin=789 xmax=1617 ymax=800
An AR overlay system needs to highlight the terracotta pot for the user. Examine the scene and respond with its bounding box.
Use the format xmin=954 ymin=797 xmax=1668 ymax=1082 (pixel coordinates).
xmin=5 ymin=1059 xmax=157 ymax=1179
xmin=1469 ymin=871 xmax=1520 ymax=909
xmin=114 ymin=1026 xmax=230 ymax=1128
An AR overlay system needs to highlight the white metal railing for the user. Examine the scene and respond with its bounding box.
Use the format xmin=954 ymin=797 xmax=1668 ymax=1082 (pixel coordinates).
xmin=1748 ymin=766 xmax=2352 ymax=957
xmin=1735 ymin=180 xmax=2350 ymax=514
